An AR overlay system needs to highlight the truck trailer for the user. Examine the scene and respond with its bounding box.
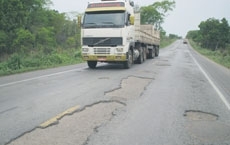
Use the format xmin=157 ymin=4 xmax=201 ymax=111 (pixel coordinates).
xmin=80 ymin=0 xmax=160 ymax=69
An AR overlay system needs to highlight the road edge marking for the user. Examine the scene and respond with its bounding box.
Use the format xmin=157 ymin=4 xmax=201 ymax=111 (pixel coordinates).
xmin=189 ymin=50 xmax=230 ymax=110
xmin=39 ymin=105 xmax=81 ymax=129
xmin=0 ymin=68 xmax=83 ymax=88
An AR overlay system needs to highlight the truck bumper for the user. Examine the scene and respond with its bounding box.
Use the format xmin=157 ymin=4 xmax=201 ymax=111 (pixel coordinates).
xmin=82 ymin=54 xmax=127 ymax=62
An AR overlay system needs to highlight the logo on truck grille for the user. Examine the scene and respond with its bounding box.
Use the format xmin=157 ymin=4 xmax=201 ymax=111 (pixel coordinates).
xmin=94 ymin=48 xmax=110 ymax=54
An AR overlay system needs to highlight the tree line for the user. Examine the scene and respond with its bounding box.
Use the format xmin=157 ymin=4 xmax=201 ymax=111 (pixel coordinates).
xmin=0 ymin=0 xmax=80 ymax=57
xmin=186 ymin=18 xmax=230 ymax=51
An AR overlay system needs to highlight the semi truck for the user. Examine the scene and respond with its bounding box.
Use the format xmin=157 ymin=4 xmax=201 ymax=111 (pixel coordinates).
xmin=80 ymin=0 xmax=160 ymax=69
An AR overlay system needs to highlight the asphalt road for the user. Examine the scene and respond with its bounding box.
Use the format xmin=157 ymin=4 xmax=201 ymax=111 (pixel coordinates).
xmin=1 ymin=40 xmax=230 ymax=145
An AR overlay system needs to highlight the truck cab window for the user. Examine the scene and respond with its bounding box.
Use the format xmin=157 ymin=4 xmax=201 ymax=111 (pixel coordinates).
xmin=83 ymin=12 xmax=125 ymax=28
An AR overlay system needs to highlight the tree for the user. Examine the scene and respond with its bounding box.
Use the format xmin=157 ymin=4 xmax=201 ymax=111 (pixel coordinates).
xmin=13 ymin=28 xmax=35 ymax=53
xmin=186 ymin=30 xmax=202 ymax=43
xmin=0 ymin=0 xmax=52 ymax=55
xmin=169 ymin=34 xmax=181 ymax=39
xmin=0 ymin=0 xmax=81 ymax=59
xmin=0 ymin=31 xmax=9 ymax=55
xmin=140 ymin=0 xmax=175 ymax=30
xmin=36 ymin=27 xmax=56 ymax=48
xmin=219 ymin=18 xmax=230 ymax=48
xmin=198 ymin=18 xmax=230 ymax=50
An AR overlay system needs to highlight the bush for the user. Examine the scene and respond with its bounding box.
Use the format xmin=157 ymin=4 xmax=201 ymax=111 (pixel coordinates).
xmin=7 ymin=54 xmax=21 ymax=70
xmin=222 ymin=55 xmax=230 ymax=68
xmin=0 ymin=62 xmax=8 ymax=74
xmin=12 ymin=28 xmax=35 ymax=53
xmin=22 ymin=57 xmax=41 ymax=68
xmin=66 ymin=37 xmax=76 ymax=48
xmin=41 ymin=54 xmax=62 ymax=66
xmin=50 ymin=54 xmax=63 ymax=64
xmin=75 ymin=50 xmax=81 ymax=58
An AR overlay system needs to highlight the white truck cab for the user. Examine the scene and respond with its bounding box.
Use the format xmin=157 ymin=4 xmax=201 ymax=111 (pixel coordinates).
xmin=81 ymin=0 xmax=160 ymax=69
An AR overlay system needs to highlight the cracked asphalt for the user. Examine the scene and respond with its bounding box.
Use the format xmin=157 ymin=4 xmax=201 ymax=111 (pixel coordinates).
xmin=1 ymin=40 xmax=230 ymax=145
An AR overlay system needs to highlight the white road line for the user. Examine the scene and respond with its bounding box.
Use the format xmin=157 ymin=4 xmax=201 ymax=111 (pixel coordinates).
xmin=0 ymin=68 xmax=82 ymax=88
xmin=189 ymin=50 xmax=230 ymax=110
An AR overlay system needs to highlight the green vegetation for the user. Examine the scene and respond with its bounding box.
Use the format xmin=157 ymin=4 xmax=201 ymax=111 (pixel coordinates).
xmin=160 ymin=33 xmax=180 ymax=48
xmin=0 ymin=0 xmax=81 ymax=76
xmin=140 ymin=0 xmax=176 ymax=30
xmin=160 ymin=37 xmax=177 ymax=48
xmin=0 ymin=49 xmax=83 ymax=76
xmin=189 ymin=40 xmax=230 ymax=69
xmin=187 ymin=18 xmax=230 ymax=69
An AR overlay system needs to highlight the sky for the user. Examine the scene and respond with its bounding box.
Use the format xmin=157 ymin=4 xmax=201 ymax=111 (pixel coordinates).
xmin=50 ymin=0 xmax=230 ymax=37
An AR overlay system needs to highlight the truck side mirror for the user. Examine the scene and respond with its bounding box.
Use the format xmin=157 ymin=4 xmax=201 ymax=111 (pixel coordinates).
xmin=78 ymin=15 xmax=82 ymax=27
xmin=130 ymin=1 xmax=134 ymax=7
xmin=130 ymin=16 xmax=135 ymax=25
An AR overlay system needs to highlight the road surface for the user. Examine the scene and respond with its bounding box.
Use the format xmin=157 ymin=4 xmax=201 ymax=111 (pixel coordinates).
xmin=0 ymin=40 xmax=230 ymax=145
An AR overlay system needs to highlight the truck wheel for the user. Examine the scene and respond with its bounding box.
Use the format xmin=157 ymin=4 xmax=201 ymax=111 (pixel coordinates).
xmin=149 ymin=49 xmax=155 ymax=59
xmin=137 ymin=49 xmax=144 ymax=64
xmin=124 ymin=49 xmax=133 ymax=69
xmin=155 ymin=47 xmax=159 ymax=57
xmin=87 ymin=61 xmax=97 ymax=69
xmin=143 ymin=48 xmax=147 ymax=61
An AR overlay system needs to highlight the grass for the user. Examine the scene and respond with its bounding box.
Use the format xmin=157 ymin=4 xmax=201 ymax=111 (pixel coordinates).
xmin=160 ymin=37 xmax=177 ymax=48
xmin=189 ymin=40 xmax=230 ymax=69
xmin=0 ymin=49 xmax=84 ymax=76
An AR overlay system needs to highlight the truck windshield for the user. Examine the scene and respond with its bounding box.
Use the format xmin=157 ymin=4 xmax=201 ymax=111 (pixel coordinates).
xmin=83 ymin=11 xmax=125 ymax=28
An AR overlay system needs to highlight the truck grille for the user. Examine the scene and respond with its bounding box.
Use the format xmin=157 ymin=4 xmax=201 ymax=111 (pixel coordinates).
xmin=83 ymin=37 xmax=122 ymax=46
xmin=94 ymin=48 xmax=110 ymax=54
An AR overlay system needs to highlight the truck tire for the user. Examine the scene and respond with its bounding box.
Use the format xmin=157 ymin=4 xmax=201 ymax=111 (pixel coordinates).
xmin=148 ymin=49 xmax=155 ymax=59
xmin=155 ymin=47 xmax=159 ymax=57
xmin=143 ymin=48 xmax=147 ymax=61
xmin=124 ymin=49 xmax=133 ymax=69
xmin=137 ymin=49 xmax=144 ymax=64
xmin=87 ymin=61 xmax=97 ymax=69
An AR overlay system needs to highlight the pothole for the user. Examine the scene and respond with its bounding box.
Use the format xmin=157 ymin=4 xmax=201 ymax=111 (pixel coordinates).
xmin=105 ymin=76 xmax=152 ymax=100
xmin=184 ymin=110 xmax=230 ymax=142
xmin=184 ymin=110 xmax=218 ymax=121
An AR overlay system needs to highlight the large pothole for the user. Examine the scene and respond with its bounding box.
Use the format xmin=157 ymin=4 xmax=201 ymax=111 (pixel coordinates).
xmin=184 ymin=110 xmax=230 ymax=143
xmin=105 ymin=76 xmax=152 ymax=101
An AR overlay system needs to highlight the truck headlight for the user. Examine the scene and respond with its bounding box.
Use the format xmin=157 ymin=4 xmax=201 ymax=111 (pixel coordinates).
xmin=82 ymin=48 xmax=89 ymax=52
xmin=116 ymin=48 xmax=123 ymax=52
